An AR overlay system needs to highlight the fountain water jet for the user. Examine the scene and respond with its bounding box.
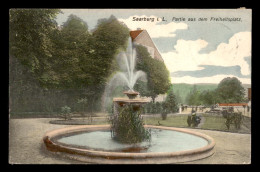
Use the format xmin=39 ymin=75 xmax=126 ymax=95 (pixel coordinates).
xmin=101 ymin=37 xmax=146 ymax=112
xmin=115 ymin=37 xmax=146 ymax=91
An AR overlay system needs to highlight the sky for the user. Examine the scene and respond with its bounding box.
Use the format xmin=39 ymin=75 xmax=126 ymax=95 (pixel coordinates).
xmin=55 ymin=9 xmax=252 ymax=85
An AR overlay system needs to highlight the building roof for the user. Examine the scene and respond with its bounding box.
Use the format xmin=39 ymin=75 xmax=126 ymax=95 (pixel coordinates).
xmin=129 ymin=29 xmax=164 ymax=61
xmin=130 ymin=30 xmax=143 ymax=40
xmin=218 ymin=103 xmax=248 ymax=106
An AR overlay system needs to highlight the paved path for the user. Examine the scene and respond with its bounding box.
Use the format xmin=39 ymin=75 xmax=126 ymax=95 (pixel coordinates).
xmin=9 ymin=118 xmax=251 ymax=164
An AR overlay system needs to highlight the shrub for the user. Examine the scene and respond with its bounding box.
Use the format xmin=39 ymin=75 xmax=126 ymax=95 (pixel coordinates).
xmin=155 ymin=102 xmax=162 ymax=113
xmin=161 ymin=101 xmax=169 ymax=120
xmin=60 ymin=106 xmax=72 ymax=120
xmin=109 ymin=105 xmax=151 ymax=143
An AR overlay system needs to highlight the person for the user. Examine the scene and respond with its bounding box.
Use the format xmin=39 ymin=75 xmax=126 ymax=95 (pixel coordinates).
xmin=195 ymin=115 xmax=201 ymax=126
xmin=191 ymin=108 xmax=195 ymax=113
xmin=191 ymin=112 xmax=196 ymax=127
xmin=228 ymin=107 xmax=234 ymax=113
xmin=187 ymin=115 xmax=192 ymax=127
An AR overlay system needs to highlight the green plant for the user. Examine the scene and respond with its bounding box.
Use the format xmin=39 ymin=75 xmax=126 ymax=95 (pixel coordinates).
xmin=77 ymin=98 xmax=88 ymax=119
xmin=60 ymin=106 xmax=72 ymax=120
xmin=110 ymin=105 xmax=151 ymax=144
xmin=161 ymin=102 xmax=169 ymax=120
xmin=135 ymin=44 xmax=171 ymax=103
xmin=225 ymin=112 xmax=243 ymax=130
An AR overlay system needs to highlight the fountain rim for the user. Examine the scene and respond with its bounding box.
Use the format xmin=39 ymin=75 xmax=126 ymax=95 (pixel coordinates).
xmin=43 ymin=125 xmax=215 ymax=163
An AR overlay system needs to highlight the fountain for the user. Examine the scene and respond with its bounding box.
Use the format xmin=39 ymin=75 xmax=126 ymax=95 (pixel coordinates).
xmin=43 ymin=37 xmax=215 ymax=164
xmin=108 ymin=38 xmax=151 ymax=144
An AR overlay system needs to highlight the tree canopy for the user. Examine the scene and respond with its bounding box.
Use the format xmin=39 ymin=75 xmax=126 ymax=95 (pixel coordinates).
xmin=185 ymin=77 xmax=246 ymax=106
xmin=9 ymin=9 xmax=61 ymax=87
xmin=216 ymin=77 xmax=246 ymax=103
xmin=186 ymin=85 xmax=202 ymax=106
xmin=9 ymin=9 xmax=172 ymax=114
xmin=9 ymin=10 xmax=130 ymax=113
xmin=134 ymin=45 xmax=171 ymax=102
xmin=165 ymin=90 xmax=179 ymax=113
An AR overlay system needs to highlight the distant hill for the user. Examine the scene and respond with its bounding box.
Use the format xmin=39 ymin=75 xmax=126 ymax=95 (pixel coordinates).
xmin=171 ymin=83 xmax=251 ymax=104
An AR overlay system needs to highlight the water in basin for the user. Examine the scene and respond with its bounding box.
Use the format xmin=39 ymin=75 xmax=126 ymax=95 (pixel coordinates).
xmin=57 ymin=128 xmax=209 ymax=153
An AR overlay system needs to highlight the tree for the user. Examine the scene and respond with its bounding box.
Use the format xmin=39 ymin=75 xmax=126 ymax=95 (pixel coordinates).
xmin=199 ymin=90 xmax=217 ymax=106
xmin=186 ymin=85 xmax=202 ymax=106
xmin=165 ymin=90 xmax=179 ymax=113
xmin=50 ymin=14 xmax=92 ymax=89
xmin=9 ymin=9 xmax=61 ymax=88
xmin=9 ymin=11 xmax=131 ymax=114
xmin=216 ymin=77 xmax=246 ymax=103
xmin=135 ymin=45 xmax=171 ymax=102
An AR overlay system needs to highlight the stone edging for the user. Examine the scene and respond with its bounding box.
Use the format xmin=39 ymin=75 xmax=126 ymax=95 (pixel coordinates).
xmin=43 ymin=125 xmax=215 ymax=164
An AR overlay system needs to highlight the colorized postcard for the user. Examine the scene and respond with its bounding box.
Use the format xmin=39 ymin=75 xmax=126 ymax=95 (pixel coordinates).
xmin=9 ymin=8 xmax=251 ymax=164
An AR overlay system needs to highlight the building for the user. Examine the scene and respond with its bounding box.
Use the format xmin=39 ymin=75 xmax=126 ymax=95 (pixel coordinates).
xmin=130 ymin=29 xmax=164 ymax=62
xmin=248 ymin=88 xmax=251 ymax=101
xmin=130 ymin=29 xmax=166 ymax=102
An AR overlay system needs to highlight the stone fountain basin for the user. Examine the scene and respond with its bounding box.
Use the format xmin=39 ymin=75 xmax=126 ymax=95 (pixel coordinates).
xmin=43 ymin=125 xmax=215 ymax=164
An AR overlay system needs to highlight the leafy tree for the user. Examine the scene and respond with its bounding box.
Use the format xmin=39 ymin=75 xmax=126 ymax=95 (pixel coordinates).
xmin=199 ymin=90 xmax=217 ymax=106
xmin=9 ymin=9 xmax=61 ymax=87
xmin=165 ymin=90 xmax=179 ymax=113
xmin=9 ymin=11 xmax=130 ymax=114
xmin=167 ymin=85 xmax=183 ymax=104
xmin=135 ymin=45 xmax=171 ymax=102
xmin=82 ymin=15 xmax=130 ymax=112
xmin=50 ymin=14 xmax=92 ymax=88
xmin=91 ymin=15 xmax=130 ymax=83
xmin=186 ymin=85 xmax=202 ymax=106
xmin=216 ymin=77 xmax=246 ymax=103
xmin=185 ymin=77 xmax=246 ymax=106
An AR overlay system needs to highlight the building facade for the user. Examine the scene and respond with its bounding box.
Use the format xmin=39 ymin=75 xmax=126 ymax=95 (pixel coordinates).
xmin=130 ymin=29 xmax=164 ymax=62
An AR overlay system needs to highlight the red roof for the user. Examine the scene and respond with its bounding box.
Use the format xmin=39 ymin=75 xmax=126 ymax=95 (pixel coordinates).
xmin=130 ymin=30 xmax=143 ymax=40
xmin=218 ymin=103 xmax=248 ymax=106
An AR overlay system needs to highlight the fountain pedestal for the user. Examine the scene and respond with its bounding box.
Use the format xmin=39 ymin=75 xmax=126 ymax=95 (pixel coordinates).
xmin=113 ymin=91 xmax=149 ymax=115
xmin=113 ymin=97 xmax=149 ymax=112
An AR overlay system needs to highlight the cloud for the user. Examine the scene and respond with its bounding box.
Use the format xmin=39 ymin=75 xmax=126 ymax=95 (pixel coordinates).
xmin=162 ymin=39 xmax=209 ymax=72
xmin=118 ymin=15 xmax=188 ymax=38
xmin=204 ymin=32 xmax=251 ymax=75
xmin=162 ymin=32 xmax=251 ymax=80
xmin=172 ymin=65 xmax=250 ymax=78
xmin=171 ymin=75 xmax=251 ymax=84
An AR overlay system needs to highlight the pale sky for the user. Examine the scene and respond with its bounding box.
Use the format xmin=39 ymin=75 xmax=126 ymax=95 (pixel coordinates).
xmin=55 ymin=9 xmax=252 ymax=85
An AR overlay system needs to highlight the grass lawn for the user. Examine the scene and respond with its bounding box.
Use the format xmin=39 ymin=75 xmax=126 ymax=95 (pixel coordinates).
xmin=142 ymin=114 xmax=251 ymax=134
xmin=12 ymin=111 xmax=250 ymax=133
xmin=143 ymin=115 xmax=188 ymax=128
xmin=201 ymin=114 xmax=228 ymax=131
xmin=201 ymin=114 xmax=251 ymax=133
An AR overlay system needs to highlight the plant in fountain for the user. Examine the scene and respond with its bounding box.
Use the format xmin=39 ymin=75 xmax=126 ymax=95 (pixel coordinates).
xmin=108 ymin=38 xmax=151 ymax=144
xmin=110 ymin=105 xmax=151 ymax=143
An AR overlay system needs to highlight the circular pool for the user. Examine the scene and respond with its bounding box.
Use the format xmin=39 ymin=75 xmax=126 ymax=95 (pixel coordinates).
xmin=43 ymin=125 xmax=215 ymax=164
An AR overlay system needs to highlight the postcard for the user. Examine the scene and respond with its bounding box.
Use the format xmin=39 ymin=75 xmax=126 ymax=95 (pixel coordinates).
xmin=9 ymin=8 xmax=251 ymax=164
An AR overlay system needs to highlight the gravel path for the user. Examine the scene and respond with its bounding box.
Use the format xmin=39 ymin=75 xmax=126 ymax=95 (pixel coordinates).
xmin=9 ymin=118 xmax=251 ymax=164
